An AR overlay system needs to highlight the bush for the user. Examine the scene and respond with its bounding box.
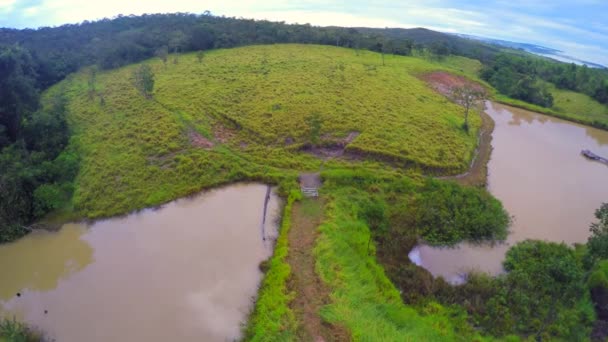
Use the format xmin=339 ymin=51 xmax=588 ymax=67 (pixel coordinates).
xmin=413 ymin=179 xmax=510 ymax=245
xmin=483 ymin=240 xmax=591 ymax=339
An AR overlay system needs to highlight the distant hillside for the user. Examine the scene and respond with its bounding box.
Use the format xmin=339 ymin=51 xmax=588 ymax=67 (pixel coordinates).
xmin=357 ymin=27 xmax=503 ymax=63
xmin=455 ymin=33 xmax=606 ymax=68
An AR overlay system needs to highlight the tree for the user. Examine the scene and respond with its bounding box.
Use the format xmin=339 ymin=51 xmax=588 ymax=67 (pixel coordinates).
xmin=132 ymin=65 xmax=154 ymax=99
xmin=485 ymin=240 xmax=589 ymax=339
xmin=450 ymin=85 xmax=486 ymax=133
xmin=155 ymin=46 xmax=169 ymax=66
xmin=196 ymin=50 xmax=204 ymax=63
xmin=584 ymin=203 xmax=608 ymax=268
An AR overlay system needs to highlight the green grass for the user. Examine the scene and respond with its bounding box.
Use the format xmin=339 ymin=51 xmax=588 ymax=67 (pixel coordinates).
xmin=244 ymin=189 xmax=300 ymax=341
xmin=314 ymin=177 xmax=494 ymax=341
xmin=548 ymin=83 xmax=608 ymax=122
xmin=47 ymin=44 xmax=483 ymax=219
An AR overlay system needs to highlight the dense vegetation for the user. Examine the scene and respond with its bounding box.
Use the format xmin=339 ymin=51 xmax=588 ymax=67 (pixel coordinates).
xmin=251 ymin=170 xmax=509 ymax=341
xmin=0 ymin=46 xmax=77 ymax=241
xmin=481 ymin=52 xmax=608 ymax=128
xmin=0 ymin=317 xmax=41 ymax=342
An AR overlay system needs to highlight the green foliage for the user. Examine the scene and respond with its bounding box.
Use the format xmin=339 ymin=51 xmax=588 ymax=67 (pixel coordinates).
xmin=412 ymin=179 xmax=510 ymax=245
xmin=314 ymin=179 xmax=491 ymax=341
xmin=131 ymin=64 xmax=155 ymax=98
xmin=481 ymin=53 xmax=554 ymax=108
xmin=0 ymin=317 xmax=40 ymax=342
xmin=484 ymin=240 xmax=592 ymax=339
xmin=588 ymin=260 xmax=608 ymax=290
xmin=244 ymin=190 xmax=300 ymax=341
xmin=584 ymin=203 xmax=608 ymax=269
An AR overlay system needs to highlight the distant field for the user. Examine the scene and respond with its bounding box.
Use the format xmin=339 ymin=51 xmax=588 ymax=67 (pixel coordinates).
xmin=494 ymin=81 xmax=608 ymax=130
xmin=548 ymin=83 xmax=608 ymax=121
xmin=51 ymin=44 xmax=481 ymax=218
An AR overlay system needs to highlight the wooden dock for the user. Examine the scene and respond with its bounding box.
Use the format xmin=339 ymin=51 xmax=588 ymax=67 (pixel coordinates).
xmin=581 ymin=150 xmax=608 ymax=165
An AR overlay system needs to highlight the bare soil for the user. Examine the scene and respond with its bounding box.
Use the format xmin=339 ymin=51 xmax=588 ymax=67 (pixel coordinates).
xmin=287 ymin=199 xmax=350 ymax=341
xmin=421 ymin=71 xmax=486 ymax=96
xmin=302 ymin=131 xmax=360 ymax=160
xmin=188 ymin=130 xmax=214 ymax=149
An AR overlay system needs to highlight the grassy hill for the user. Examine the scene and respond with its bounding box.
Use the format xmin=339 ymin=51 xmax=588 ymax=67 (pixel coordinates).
xmin=51 ymin=44 xmax=481 ymax=219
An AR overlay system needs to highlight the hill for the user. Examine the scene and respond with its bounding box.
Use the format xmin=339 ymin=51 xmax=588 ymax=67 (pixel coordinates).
xmin=53 ymin=44 xmax=480 ymax=218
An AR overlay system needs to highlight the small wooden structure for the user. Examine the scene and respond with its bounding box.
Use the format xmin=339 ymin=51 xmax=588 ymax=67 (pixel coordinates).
xmin=299 ymin=173 xmax=321 ymax=198
xmin=581 ymin=149 xmax=608 ymax=165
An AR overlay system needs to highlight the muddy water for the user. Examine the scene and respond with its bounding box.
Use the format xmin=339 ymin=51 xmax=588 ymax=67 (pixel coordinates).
xmin=411 ymin=102 xmax=608 ymax=283
xmin=0 ymin=184 xmax=280 ymax=342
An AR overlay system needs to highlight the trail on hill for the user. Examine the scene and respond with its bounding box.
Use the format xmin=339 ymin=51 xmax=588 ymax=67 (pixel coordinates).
xmin=287 ymin=199 xmax=349 ymax=341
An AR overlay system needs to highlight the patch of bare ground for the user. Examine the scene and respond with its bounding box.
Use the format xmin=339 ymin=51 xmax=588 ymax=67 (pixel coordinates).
xmin=421 ymin=71 xmax=485 ymax=96
xmin=213 ymin=123 xmax=237 ymax=144
xmin=422 ymin=71 xmax=494 ymax=186
xmin=188 ymin=130 xmax=214 ymax=149
xmin=287 ymin=199 xmax=351 ymax=342
xmin=301 ymin=131 xmax=360 ymax=160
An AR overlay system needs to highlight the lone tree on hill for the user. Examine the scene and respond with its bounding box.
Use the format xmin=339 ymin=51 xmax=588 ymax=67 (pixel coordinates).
xmin=450 ymin=85 xmax=486 ymax=133
xmin=132 ymin=65 xmax=155 ymax=99
xmin=196 ymin=50 xmax=204 ymax=63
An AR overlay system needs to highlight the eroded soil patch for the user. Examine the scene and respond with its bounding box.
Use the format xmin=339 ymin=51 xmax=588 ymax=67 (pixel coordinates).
xmin=302 ymin=131 xmax=360 ymax=160
xmin=188 ymin=130 xmax=214 ymax=149
xmin=421 ymin=71 xmax=485 ymax=97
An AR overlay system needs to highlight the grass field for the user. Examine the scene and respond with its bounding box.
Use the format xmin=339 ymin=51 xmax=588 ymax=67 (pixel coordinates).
xmin=493 ymin=80 xmax=608 ymax=130
xmin=549 ymin=83 xmax=608 ymax=121
xmin=49 ymin=44 xmax=482 ymax=219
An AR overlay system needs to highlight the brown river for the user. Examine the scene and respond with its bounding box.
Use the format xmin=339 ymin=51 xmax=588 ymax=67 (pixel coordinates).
xmin=410 ymin=102 xmax=608 ymax=283
xmin=0 ymin=184 xmax=280 ymax=341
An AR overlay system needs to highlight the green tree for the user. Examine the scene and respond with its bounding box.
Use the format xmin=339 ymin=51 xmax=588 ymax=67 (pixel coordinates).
xmin=584 ymin=203 xmax=608 ymax=268
xmin=486 ymin=240 xmax=590 ymax=339
xmin=196 ymin=50 xmax=204 ymax=63
xmin=132 ymin=65 xmax=155 ymax=99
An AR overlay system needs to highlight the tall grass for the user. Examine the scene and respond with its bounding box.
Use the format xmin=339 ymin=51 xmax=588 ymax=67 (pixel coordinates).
xmin=244 ymin=189 xmax=301 ymax=341
xmin=46 ymin=44 xmax=484 ymax=220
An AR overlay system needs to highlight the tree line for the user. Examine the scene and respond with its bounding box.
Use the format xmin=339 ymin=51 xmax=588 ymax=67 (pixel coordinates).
xmin=482 ymin=52 xmax=608 ymax=107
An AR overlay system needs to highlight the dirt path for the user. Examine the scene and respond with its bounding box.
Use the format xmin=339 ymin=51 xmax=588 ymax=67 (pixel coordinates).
xmin=287 ymin=198 xmax=349 ymax=341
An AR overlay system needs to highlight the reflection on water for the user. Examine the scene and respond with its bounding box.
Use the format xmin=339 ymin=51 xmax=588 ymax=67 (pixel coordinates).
xmin=413 ymin=102 xmax=608 ymax=282
xmin=0 ymin=225 xmax=93 ymax=301
xmin=0 ymin=183 xmax=280 ymax=342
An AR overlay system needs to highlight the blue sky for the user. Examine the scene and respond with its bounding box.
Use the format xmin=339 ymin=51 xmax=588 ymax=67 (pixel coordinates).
xmin=1 ymin=0 xmax=607 ymax=65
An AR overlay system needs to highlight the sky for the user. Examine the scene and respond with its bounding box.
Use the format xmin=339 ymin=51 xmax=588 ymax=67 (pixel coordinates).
xmin=1 ymin=0 xmax=607 ymax=66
